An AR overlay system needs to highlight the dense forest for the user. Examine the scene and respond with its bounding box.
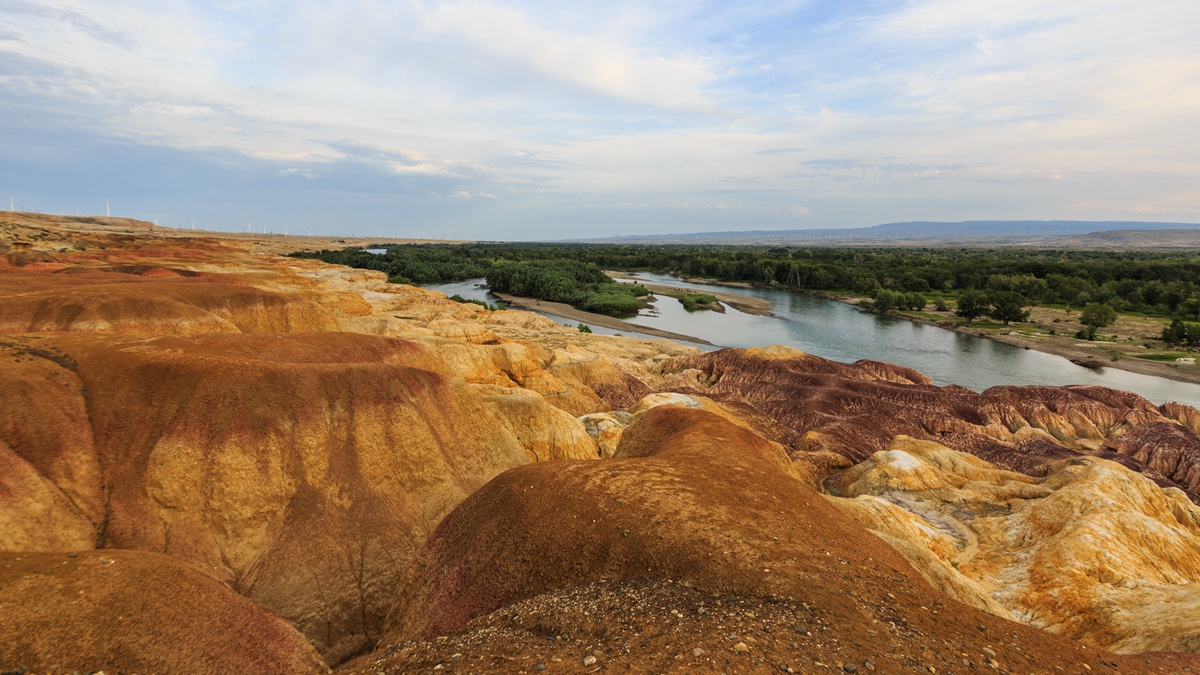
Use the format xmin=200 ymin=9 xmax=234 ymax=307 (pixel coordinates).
xmin=485 ymin=259 xmax=649 ymax=315
xmin=292 ymin=244 xmax=1200 ymax=325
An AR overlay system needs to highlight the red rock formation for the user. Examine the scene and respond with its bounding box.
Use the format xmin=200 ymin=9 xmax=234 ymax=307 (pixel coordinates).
xmin=1104 ymin=422 xmax=1200 ymax=493
xmin=655 ymin=347 xmax=1200 ymax=501
xmin=365 ymin=407 xmax=1197 ymax=674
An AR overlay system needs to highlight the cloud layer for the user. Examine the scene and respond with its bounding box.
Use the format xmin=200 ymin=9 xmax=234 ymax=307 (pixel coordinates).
xmin=1 ymin=0 xmax=1198 ymax=238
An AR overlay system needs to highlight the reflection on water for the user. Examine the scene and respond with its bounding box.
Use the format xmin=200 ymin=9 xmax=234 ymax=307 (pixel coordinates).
xmin=420 ymin=279 xmax=712 ymax=347
xmin=423 ymin=275 xmax=1200 ymax=406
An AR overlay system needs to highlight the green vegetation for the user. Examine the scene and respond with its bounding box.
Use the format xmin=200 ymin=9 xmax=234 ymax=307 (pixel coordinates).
xmin=987 ymin=291 xmax=1031 ymax=326
xmin=954 ymin=290 xmax=989 ymax=324
xmin=448 ymin=294 xmax=506 ymax=312
xmin=1135 ymin=352 xmax=1193 ymax=361
xmin=292 ymin=242 xmax=1200 ymax=324
xmin=1079 ymin=302 xmax=1117 ymax=328
xmin=678 ymin=293 xmax=719 ymax=310
xmin=485 ymin=259 xmax=649 ymax=316
xmin=577 ymin=324 xmax=593 ymax=333
xmin=1162 ymin=319 xmax=1200 ymax=346
xmin=870 ymin=289 xmax=926 ymax=313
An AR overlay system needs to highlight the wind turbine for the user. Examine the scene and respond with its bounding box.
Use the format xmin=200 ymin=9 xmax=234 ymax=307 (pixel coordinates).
xmin=104 ymin=197 xmax=111 ymax=217
xmin=9 ymin=195 xmax=14 ymax=212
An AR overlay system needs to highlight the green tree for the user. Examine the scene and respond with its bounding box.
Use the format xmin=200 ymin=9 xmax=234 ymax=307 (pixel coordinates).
xmin=988 ymin=291 xmax=1031 ymax=325
xmin=1079 ymin=302 xmax=1117 ymax=328
xmin=1163 ymin=319 xmax=1187 ymax=345
xmin=954 ymin=290 xmax=989 ymax=324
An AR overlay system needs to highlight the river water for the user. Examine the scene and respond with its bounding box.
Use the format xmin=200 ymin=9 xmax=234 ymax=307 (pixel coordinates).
xmin=422 ymin=275 xmax=1200 ymax=407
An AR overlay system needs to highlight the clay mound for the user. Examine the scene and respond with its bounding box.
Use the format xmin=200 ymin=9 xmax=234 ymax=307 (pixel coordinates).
xmin=0 ymin=279 xmax=339 ymax=334
xmin=829 ymin=437 xmax=1200 ymax=654
xmin=0 ymin=331 xmax=529 ymax=665
xmin=1105 ymin=422 xmax=1200 ymax=493
xmin=365 ymin=407 xmax=1196 ymax=674
xmin=475 ymin=384 xmax=599 ymax=460
xmin=0 ymin=550 xmax=328 ymax=675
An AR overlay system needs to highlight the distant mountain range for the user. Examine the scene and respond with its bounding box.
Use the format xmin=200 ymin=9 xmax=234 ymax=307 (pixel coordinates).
xmin=574 ymin=220 xmax=1200 ymax=244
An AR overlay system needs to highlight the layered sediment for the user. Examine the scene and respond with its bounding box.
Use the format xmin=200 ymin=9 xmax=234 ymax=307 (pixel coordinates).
xmin=3 ymin=213 xmax=1200 ymax=674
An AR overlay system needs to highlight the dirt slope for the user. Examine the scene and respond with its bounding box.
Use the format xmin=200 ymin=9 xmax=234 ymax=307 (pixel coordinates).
xmin=352 ymin=407 xmax=1200 ymax=674
xmin=0 ymin=549 xmax=329 ymax=675
xmin=0 ymin=331 xmax=530 ymax=664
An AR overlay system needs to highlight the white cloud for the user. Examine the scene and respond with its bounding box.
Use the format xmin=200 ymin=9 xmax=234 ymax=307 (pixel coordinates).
xmin=2 ymin=0 xmax=1199 ymax=237
xmin=279 ymin=168 xmax=318 ymax=179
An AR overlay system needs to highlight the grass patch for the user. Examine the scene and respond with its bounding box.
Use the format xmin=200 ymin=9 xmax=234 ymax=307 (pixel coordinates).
xmin=679 ymin=293 xmax=720 ymax=310
xmin=1135 ymin=352 xmax=1192 ymax=361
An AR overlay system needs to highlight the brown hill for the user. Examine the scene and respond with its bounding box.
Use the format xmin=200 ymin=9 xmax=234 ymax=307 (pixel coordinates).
xmin=0 ymin=331 xmax=530 ymax=664
xmin=355 ymin=407 xmax=1199 ymax=674
xmin=0 ymin=549 xmax=328 ymax=674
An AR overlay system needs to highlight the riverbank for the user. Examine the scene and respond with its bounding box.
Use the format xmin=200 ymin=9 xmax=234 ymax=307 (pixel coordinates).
xmin=795 ymin=289 xmax=1200 ymax=386
xmin=489 ymin=292 xmax=715 ymax=346
xmin=648 ymin=273 xmax=1200 ymax=387
xmin=606 ymin=272 xmax=774 ymax=316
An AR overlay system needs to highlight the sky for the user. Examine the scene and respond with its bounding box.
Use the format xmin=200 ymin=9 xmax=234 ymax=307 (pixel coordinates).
xmin=2 ymin=0 xmax=1199 ymax=240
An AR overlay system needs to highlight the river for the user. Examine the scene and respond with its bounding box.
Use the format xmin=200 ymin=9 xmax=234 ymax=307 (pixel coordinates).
xmin=422 ymin=274 xmax=1200 ymax=407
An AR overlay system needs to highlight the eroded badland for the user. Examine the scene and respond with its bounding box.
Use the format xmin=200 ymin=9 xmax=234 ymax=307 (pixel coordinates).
xmin=3 ymin=214 xmax=1200 ymax=675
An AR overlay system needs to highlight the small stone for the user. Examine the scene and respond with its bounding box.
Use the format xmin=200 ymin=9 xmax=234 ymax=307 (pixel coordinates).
xmin=68 ymin=553 xmax=77 ymax=558
xmin=536 ymin=665 xmax=545 ymax=671
xmin=734 ymin=642 xmax=750 ymax=653
xmin=693 ymin=648 xmax=706 ymax=657
xmin=982 ymin=648 xmax=996 ymax=657
xmin=864 ymin=660 xmax=876 ymax=672
xmin=583 ymin=655 xmax=597 ymax=666
xmin=844 ymin=664 xmax=857 ymax=673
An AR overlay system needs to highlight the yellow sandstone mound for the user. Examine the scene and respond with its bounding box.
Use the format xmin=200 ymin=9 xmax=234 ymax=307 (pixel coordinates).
xmin=828 ymin=436 xmax=1200 ymax=654
xmin=474 ymin=384 xmax=599 ymax=460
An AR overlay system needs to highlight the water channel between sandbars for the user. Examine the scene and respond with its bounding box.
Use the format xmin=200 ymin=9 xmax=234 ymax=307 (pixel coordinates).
xmin=423 ymin=274 xmax=1200 ymax=408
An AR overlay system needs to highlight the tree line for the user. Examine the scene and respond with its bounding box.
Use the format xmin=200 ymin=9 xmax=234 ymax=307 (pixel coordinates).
xmin=292 ymin=242 xmax=1200 ymax=324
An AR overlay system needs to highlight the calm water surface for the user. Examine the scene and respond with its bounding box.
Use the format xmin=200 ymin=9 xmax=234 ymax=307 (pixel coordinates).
xmin=423 ymin=275 xmax=1200 ymax=407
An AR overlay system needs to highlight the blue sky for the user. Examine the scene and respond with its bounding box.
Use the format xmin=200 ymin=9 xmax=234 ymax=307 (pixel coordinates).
xmin=2 ymin=0 xmax=1198 ymax=239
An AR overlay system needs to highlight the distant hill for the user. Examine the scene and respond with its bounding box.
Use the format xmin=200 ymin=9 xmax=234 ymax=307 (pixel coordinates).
xmin=574 ymin=220 xmax=1200 ymax=245
xmin=1040 ymin=229 xmax=1200 ymax=249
